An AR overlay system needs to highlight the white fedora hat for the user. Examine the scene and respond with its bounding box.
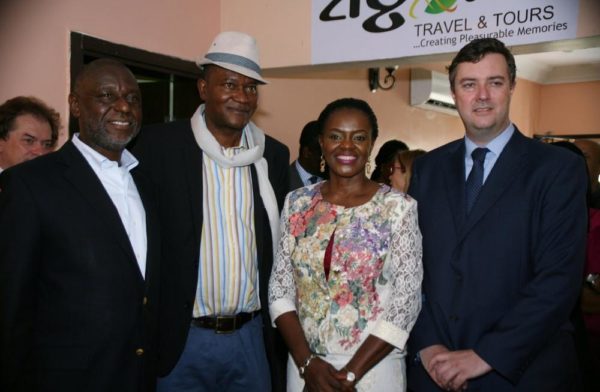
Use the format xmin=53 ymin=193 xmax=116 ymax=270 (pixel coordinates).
xmin=196 ymin=31 xmax=267 ymax=84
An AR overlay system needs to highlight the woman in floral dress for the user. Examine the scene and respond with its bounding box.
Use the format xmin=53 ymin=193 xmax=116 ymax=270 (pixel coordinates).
xmin=269 ymin=98 xmax=423 ymax=391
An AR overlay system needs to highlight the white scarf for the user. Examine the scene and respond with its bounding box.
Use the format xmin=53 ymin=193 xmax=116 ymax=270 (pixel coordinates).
xmin=190 ymin=105 xmax=280 ymax=258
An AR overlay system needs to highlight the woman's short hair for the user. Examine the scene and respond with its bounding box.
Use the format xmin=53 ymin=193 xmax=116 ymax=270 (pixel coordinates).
xmin=317 ymin=97 xmax=379 ymax=142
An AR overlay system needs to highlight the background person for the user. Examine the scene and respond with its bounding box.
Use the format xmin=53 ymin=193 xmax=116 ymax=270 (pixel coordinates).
xmin=389 ymin=149 xmax=426 ymax=193
xmin=370 ymin=139 xmax=408 ymax=185
xmin=581 ymin=193 xmax=600 ymax=376
xmin=289 ymin=120 xmax=324 ymax=191
xmin=551 ymin=140 xmax=600 ymax=392
xmin=576 ymin=140 xmax=600 ymax=371
xmin=0 ymin=96 xmax=60 ymax=172
xmin=574 ymin=139 xmax=600 ymax=209
xmin=269 ymin=98 xmax=422 ymax=392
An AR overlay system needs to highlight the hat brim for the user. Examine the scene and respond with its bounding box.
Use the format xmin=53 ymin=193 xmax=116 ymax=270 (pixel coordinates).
xmin=197 ymin=57 xmax=268 ymax=84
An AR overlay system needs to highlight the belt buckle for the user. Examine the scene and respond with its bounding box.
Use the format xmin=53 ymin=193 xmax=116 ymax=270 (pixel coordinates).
xmin=215 ymin=316 xmax=236 ymax=334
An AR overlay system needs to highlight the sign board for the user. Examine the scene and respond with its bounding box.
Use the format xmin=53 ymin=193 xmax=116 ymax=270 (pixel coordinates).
xmin=312 ymin=0 xmax=580 ymax=64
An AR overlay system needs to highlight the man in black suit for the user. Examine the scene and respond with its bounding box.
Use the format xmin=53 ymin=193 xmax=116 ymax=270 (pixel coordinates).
xmin=0 ymin=58 xmax=160 ymax=391
xmin=407 ymin=38 xmax=588 ymax=391
xmin=133 ymin=31 xmax=289 ymax=391
xmin=289 ymin=120 xmax=324 ymax=191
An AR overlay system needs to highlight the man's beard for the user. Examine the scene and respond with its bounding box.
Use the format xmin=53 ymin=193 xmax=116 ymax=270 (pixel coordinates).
xmin=82 ymin=120 xmax=140 ymax=152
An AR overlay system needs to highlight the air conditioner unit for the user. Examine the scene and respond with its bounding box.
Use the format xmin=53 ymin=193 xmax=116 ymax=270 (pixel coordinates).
xmin=410 ymin=68 xmax=458 ymax=116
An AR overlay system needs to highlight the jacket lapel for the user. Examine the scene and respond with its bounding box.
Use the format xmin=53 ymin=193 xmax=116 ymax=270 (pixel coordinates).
xmin=442 ymin=142 xmax=468 ymax=234
xmin=59 ymin=142 xmax=140 ymax=275
xmin=182 ymin=131 xmax=204 ymax=243
xmin=131 ymin=167 xmax=159 ymax=284
xmin=458 ymin=129 xmax=529 ymax=241
xmin=251 ymin=165 xmax=265 ymax=270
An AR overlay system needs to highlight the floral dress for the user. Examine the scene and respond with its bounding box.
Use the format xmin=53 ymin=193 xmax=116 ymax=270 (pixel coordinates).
xmin=269 ymin=183 xmax=423 ymax=390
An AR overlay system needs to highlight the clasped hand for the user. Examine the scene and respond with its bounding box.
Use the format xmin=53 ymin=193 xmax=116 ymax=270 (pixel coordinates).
xmin=303 ymin=357 xmax=357 ymax=392
xmin=420 ymin=345 xmax=492 ymax=391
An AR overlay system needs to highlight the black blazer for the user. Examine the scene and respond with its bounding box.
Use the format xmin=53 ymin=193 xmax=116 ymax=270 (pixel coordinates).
xmin=288 ymin=161 xmax=304 ymax=192
xmin=0 ymin=141 xmax=161 ymax=392
xmin=133 ymin=120 xmax=290 ymax=391
xmin=407 ymin=129 xmax=588 ymax=391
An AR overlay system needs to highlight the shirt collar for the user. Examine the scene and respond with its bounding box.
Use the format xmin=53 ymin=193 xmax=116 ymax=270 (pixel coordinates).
xmin=231 ymin=130 xmax=249 ymax=150
xmin=72 ymin=133 xmax=138 ymax=171
xmin=464 ymin=123 xmax=514 ymax=159
xmin=295 ymin=160 xmax=317 ymax=183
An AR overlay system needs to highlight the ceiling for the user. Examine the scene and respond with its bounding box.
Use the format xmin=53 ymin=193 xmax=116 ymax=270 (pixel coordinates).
xmin=514 ymin=47 xmax=600 ymax=84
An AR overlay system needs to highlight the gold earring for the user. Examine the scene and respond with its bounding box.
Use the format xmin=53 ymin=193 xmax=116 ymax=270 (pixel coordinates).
xmin=320 ymin=156 xmax=326 ymax=173
xmin=366 ymin=161 xmax=372 ymax=176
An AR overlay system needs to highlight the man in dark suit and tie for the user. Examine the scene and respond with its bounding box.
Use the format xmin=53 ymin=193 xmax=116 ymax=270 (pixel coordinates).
xmin=407 ymin=38 xmax=588 ymax=391
xmin=289 ymin=120 xmax=324 ymax=191
xmin=133 ymin=31 xmax=289 ymax=391
xmin=0 ymin=58 xmax=160 ymax=391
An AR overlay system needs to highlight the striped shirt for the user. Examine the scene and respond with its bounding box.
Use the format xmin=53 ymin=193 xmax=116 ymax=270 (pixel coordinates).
xmin=193 ymin=131 xmax=260 ymax=317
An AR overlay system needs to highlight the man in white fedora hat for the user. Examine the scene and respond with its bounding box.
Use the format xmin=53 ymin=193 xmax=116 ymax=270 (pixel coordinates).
xmin=134 ymin=31 xmax=289 ymax=391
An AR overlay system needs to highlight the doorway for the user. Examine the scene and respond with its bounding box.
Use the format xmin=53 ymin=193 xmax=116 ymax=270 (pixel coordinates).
xmin=69 ymin=32 xmax=202 ymax=136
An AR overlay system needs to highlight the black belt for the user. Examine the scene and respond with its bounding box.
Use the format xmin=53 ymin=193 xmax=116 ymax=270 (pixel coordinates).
xmin=191 ymin=311 xmax=260 ymax=334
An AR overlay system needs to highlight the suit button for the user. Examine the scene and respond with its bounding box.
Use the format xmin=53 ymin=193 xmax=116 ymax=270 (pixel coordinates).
xmin=136 ymin=348 xmax=144 ymax=356
xmin=143 ymin=297 xmax=148 ymax=305
xmin=449 ymin=315 xmax=459 ymax=321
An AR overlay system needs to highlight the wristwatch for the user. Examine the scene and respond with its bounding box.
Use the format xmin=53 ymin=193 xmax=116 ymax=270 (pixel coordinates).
xmin=343 ymin=367 xmax=356 ymax=383
xmin=346 ymin=370 xmax=356 ymax=382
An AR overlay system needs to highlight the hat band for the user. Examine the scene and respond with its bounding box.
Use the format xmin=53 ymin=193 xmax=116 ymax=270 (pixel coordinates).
xmin=205 ymin=52 xmax=262 ymax=76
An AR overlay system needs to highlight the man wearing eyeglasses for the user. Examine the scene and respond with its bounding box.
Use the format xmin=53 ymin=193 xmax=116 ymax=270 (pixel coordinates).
xmin=0 ymin=96 xmax=60 ymax=173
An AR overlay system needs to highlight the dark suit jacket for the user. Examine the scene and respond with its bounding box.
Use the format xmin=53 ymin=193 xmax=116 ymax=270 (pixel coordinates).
xmin=133 ymin=120 xmax=290 ymax=391
xmin=407 ymin=129 xmax=588 ymax=391
xmin=0 ymin=141 xmax=161 ymax=392
xmin=289 ymin=161 xmax=304 ymax=192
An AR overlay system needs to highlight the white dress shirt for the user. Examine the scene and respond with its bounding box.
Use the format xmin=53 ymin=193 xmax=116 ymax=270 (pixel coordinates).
xmin=72 ymin=134 xmax=147 ymax=278
xmin=295 ymin=160 xmax=322 ymax=186
xmin=464 ymin=123 xmax=515 ymax=183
